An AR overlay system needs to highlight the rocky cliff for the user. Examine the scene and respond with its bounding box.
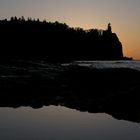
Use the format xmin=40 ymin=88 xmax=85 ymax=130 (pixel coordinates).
xmin=0 ymin=17 xmax=124 ymax=62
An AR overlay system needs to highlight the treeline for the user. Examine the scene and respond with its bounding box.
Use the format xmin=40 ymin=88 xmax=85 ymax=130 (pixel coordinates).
xmin=0 ymin=17 xmax=124 ymax=62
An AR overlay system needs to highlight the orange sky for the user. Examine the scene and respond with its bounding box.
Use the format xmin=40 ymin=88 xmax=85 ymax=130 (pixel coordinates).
xmin=0 ymin=0 xmax=140 ymax=59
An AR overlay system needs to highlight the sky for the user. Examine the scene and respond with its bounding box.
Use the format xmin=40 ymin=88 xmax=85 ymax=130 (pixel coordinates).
xmin=0 ymin=0 xmax=140 ymax=59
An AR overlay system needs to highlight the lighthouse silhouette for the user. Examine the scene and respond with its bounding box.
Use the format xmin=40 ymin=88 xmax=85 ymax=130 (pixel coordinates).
xmin=107 ymin=23 xmax=112 ymax=33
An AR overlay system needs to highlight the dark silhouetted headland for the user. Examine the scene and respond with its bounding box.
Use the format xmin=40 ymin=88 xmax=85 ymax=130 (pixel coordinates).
xmin=0 ymin=17 xmax=125 ymax=62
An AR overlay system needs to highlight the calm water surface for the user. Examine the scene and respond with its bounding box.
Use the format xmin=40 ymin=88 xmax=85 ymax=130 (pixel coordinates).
xmin=0 ymin=105 xmax=140 ymax=140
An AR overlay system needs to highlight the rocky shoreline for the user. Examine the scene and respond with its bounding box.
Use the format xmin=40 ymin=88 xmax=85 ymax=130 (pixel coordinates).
xmin=0 ymin=61 xmax=140 ymax=122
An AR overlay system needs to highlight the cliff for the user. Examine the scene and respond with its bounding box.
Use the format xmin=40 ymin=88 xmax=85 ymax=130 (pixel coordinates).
xmin=0 ymin=17 xmax=124 ymax=62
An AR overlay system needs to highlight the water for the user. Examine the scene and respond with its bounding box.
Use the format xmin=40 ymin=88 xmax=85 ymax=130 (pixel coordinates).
xmin=64 ymin=60 xmax=140 ymax=71
xmin=0 ymin=105 xmax=140 ymax=140
xmin=1 ymin=60 xmax=140 ymax=79
xmin=0 ymin=60 xmax=140 ymax=139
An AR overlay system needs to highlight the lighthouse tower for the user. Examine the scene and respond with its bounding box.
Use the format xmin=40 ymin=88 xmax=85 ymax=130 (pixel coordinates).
xmin=107 ymin=23 xmax=112 ymax=33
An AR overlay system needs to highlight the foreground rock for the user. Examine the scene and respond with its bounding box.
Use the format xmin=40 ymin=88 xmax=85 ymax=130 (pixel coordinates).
xmin=0 ymin=62 xmax=140 ymax=122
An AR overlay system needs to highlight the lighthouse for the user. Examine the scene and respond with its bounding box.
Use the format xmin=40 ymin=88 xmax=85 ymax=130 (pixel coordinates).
xmin=107 ymin=23 xmax=112 ymax=33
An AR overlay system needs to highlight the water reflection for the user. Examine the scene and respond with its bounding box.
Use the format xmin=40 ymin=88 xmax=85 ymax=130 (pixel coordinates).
xmin=0 ymin=106 xmax=140 ymax=140
xmin=0 ymin=93 xmax=140 ymax=123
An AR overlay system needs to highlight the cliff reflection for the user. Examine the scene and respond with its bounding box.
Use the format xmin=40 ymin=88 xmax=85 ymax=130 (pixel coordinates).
xmin=0 ymin=92 xmax=140 ymax=123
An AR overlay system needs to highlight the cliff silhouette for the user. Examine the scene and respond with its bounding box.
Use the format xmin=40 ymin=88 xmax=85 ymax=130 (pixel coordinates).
xmin=0 ymin=17 xmax=124 ymax=62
